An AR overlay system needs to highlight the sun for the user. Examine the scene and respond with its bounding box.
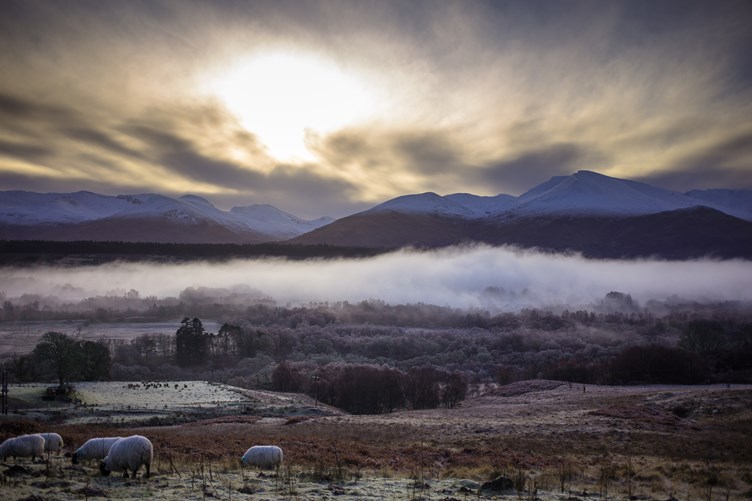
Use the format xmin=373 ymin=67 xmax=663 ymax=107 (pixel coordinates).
xmin=208 ymin=52 xmax=376 ymax=162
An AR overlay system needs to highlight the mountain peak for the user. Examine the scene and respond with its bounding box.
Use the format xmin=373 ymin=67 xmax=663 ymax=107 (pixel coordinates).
xmin=180 ymin=194 xmax=214 ymax=205
xmin=511 ymin=170 xmax=701 ymax=217
xmin=367 ymin=192 xmax=475 ymax=217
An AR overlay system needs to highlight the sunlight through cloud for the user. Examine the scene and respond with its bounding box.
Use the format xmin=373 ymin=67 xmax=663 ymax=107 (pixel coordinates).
xmin=206 ymin=52 xmax=378 ymax=162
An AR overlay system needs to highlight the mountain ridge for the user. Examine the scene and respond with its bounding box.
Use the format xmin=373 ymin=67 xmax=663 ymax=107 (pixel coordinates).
xmin=0 ymin=190 xmax=333 ymax=243
xmin=289 ymin=170 xmax=752 ymax=258
xmin=2 ymin=170 xmax=751 ymax=256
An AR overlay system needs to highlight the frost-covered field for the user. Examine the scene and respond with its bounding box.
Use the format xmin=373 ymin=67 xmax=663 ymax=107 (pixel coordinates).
xmin=6 ymin=380 xmax=340 ymax=425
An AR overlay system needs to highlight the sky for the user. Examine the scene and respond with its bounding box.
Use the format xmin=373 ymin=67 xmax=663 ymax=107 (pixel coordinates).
xmin=1 ymin=0 xmax=751 ymax=218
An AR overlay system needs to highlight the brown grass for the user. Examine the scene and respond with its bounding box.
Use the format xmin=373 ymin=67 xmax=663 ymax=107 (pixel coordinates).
xmin=3 ymin=382 xmax=751 ymax=499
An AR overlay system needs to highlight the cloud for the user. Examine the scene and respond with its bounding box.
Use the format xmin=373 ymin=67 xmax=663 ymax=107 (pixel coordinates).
xmin=1 ymin=246 xmax=750 ymax=311
xmin=0 ymin=139 xmax=53 ymax=163
xmin=479 ymin=143 xmax=603 ymax=194
xmin=61 ymin=127 xmax=147 ymax=162
xmin=635 ymin=132 xmax=752 ymax=191
xmin=120 ymin=124 xmax=264 ymax=188
xmin=312 ymin=127 xmax=475 ymax=198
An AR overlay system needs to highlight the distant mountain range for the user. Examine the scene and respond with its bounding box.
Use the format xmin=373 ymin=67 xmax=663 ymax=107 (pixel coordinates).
xmin=0 ymin=191 xmax=333 ymax=243
xmin=1 ymin=170 xmax=752 ymax=258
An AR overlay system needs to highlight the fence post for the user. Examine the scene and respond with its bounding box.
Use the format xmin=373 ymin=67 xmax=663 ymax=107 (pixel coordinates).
xmin=1 ymin=370 xmax=8 ymax=414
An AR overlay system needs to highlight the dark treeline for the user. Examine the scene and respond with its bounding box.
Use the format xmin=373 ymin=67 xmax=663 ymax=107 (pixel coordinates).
xmin=3 ymin=302 xmax=752 ymax=414
xmin=6 ymin=332 xmax=111 ymax=391
xmin=0 ymin=240 xmax=384 ymax=267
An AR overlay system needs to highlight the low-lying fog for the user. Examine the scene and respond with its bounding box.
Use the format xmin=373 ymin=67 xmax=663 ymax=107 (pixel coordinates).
xmin=2 ymin=245 xmax=751 ymax=311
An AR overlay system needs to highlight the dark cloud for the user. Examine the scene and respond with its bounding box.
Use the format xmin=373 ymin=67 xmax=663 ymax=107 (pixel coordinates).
xmin=61 ymin=127 xmax=146 ymax=161
xmin=315 ymin=127 xmax=466 ymax=177
xmin=0 ymin=139 xmax=52 ymax=163
xmin=479 ymin=143 xmax=599 ymax=194
xmin=0 ymin=92 xmax=79 ymax=123
xmin=635 ymin=132 xmax=752 ymax=191
xmin=122 ymin=124 xmax=266 ymax=188
xmin=267 ymin=164 xmax=356 ymax=198
xmin=0 ymin=170 xmax=148 ymax=195
xmin=393 ymin=132 xmax=465 ymax=175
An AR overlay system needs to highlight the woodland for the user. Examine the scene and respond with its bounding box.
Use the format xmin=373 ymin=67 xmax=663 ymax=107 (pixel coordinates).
xmin=3 ymin=295 xmax=751 ymax=415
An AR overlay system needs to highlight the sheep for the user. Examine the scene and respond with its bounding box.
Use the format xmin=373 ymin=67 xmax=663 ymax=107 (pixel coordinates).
xmin=36 ymin=432 xmax=64 ymax=453
xmin=240 ymin=445 xmax=283 ymax=472
xmin=99 ymin=435 xmax=153 ymax=479
xmin=72 ymin=437 xmax=122 ymax=465
xmin=0 ymin=434 xmax=45 ymax=462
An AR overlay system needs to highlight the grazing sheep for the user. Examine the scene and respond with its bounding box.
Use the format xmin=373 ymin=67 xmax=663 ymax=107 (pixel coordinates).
xmin=100 ymin=435 xmax=153 ymax=479
xmin=0 ymin=434 xmax=45 ymax=462
xmin=72 ymin=437 xmax=122 ymax=465
xmin=36 ymin=432 xmax=64 ymax=453
xmin=240 ymin=445 xmax=283 ymax=471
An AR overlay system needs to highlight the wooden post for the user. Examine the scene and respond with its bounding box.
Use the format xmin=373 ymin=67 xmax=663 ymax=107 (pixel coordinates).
xmin=1 ymin=370 xmax=8 ymax=415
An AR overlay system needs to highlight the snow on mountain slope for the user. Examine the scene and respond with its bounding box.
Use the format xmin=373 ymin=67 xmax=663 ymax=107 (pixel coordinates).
xmin=0 ymin=191 xmax=129 ymax=224
xmin=444 ymin=193 xmax=518 ymax=216
xmin=506 ymin=170 xmax=706 ymax=217
xmin=360 ymin=171 xmax=752 ymax=222
xmin=685 ymin=189 xmax=752 ymax=221
xmin=229 ymin=204 xmax=334 ymax=239
xmin=366 ymin=192 xmax=477 ymax=218
xmin=0 ymin=191 xmax=334 ymax=239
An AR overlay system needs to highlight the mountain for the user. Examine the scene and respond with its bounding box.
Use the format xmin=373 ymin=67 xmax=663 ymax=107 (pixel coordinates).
xmin=0 ymin=191 xmax=333 ymax=243
xmin=3 ymin=171 xmax=752 ymax=256
xmin=684 ymin=189 xmax=752 ymax=221
xmin=291 ymin=171 xmax=752 ymax=259
xmin=507 ymin=170 xmax=703 ymax=217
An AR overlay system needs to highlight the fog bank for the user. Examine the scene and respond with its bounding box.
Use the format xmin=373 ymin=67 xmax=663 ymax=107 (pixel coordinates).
xmin=1 ymin=246 xmax=751 ymax=311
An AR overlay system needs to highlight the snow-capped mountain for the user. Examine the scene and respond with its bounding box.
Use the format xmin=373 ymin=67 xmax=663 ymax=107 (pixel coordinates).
xmin=684 ymin=189 xmax=752 ymax=221
xmin=229 ymin=204 xmax=335 ymax=240
xmin=444 ymin=193 xmax=518 ymax=216
xmin=506 ymin=170 xmax=706 ymax=218
xmin=355 ymin=171 xmax=752 ymax=221
xmin=2 ymin=171 xmax=751 ymax=255
xmin=0 ymin=191 xmax=334 ymax=243
xmin=291 ymin=170 xmax=752 ymax=258
xmin=505 ymin=170 xmax=752 ymax=219
xmin=366 ymin=192 xmax=477 ymax=218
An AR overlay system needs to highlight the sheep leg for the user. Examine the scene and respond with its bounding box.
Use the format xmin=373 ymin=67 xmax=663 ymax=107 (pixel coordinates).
xmin=123 ymin=469 xmax=129 ymax=478
xmin=132 ymin=464 xmax=140 ymax=478
xmin=145 ymin=462 xmax=151 ymax=478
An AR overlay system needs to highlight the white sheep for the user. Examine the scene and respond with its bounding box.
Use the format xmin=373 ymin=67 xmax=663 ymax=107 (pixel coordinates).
xmin=0 ymin=434 xmax=45 ymax=462
xmin=36 ymin=432 xmax=64 ymax=453
xmin=240 ymin=445 xmax=283 ymax=471
xmin=72 ymin=437 xmax=122 ymax=465
xmin=99 ymin=435 xmax=153 ymax=479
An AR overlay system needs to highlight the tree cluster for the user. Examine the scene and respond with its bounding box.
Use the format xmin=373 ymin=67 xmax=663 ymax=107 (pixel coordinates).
xmin=271 ymin=362 xmax=468 ymax=414
xmin=6 ymin=332 xmax=111 ymax=388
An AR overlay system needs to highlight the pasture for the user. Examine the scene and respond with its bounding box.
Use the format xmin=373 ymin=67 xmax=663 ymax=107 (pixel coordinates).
xmin=2 ymin=380 xmax=751 ymax=500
